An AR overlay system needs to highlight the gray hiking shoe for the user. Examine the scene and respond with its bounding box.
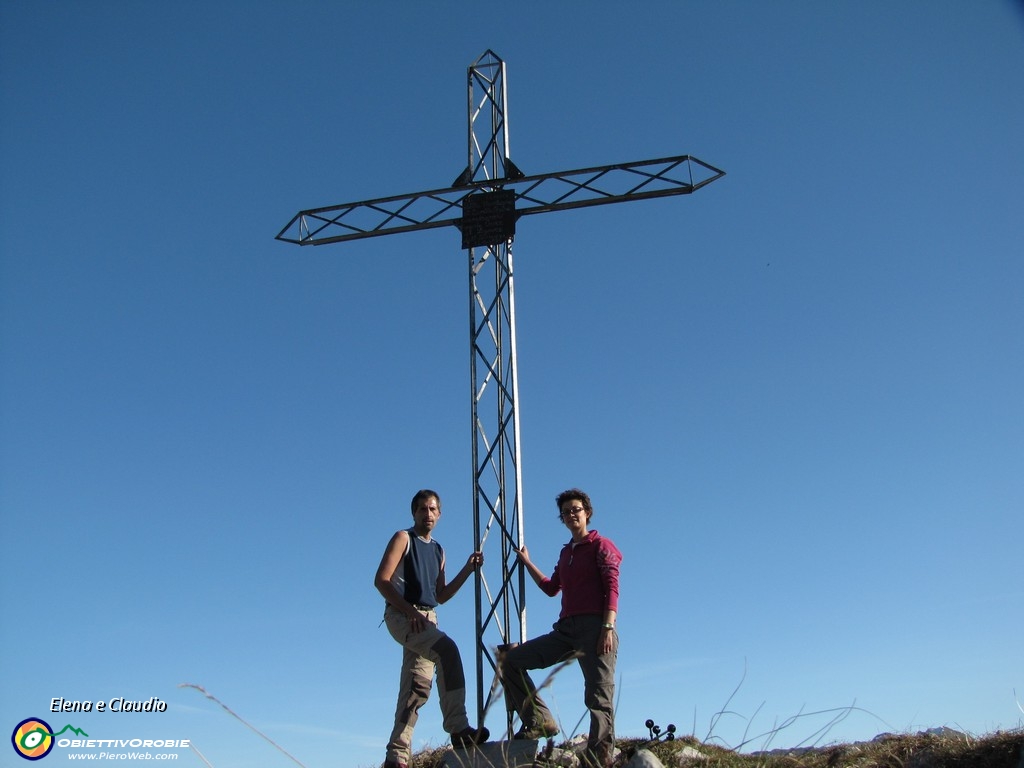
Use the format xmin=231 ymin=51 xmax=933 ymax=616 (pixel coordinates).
xmin=513 ymin=720 xmax=559 ymax=740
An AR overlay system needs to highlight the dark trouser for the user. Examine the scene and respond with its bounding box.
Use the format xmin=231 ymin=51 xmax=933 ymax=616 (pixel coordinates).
xmin=501 ymin=614 xmax=617 ymax=766
xmin=383 ymin=605 xmax=471 ymax=764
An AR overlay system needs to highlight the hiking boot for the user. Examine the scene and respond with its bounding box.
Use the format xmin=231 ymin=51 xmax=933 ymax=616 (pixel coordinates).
xmin=584 ymin=745 xmax=617 ymax=768
xmin=451 ymin=725 xmax=490 ymax=748
xmin=513 ymin=720 xmax=559 ymax=740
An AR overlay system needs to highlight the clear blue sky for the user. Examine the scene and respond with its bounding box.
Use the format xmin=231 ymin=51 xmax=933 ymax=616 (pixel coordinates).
xmin=2 ymin=2 xmax=1022 ymax=766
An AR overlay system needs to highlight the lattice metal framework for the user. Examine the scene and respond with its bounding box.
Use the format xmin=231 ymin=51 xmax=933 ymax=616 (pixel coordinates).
xmin=275 ymin=154 xmax=725 ymax=246
xmin=275 ymin=50 xmax=724 ymax=727
xmin=462 ymin=51 xmax=527 ymax=726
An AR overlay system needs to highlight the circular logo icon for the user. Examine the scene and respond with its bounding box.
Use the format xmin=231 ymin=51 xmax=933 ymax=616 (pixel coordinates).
xmin=11 ymin=718 xmax=54 ymax=761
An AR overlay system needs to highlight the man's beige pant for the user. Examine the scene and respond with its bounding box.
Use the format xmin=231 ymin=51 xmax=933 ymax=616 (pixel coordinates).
xmin=384 ymin=604 xmax=471 ymax=764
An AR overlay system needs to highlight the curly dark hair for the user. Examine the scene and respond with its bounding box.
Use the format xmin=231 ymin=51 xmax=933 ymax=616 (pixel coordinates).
xmin=555 ymin=488 xmax=593 ymax=521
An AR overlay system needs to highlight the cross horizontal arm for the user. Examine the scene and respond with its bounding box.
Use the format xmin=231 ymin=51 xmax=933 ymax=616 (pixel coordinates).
xmin=275 ymin=154 xmax=725 ymax=246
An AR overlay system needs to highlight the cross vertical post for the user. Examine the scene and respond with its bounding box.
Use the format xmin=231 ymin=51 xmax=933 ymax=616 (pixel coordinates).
xmin=462 ymin=50 xmax=527 ymax=729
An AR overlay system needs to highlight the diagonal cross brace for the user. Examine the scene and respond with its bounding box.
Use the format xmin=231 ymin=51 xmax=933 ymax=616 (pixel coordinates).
xmin=276 ymin=154 xmax=725 ymax=247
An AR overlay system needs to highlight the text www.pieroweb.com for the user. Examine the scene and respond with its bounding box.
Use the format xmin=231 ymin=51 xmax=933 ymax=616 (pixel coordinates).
xmin=65 ymin=752 xmax=180 ymax=761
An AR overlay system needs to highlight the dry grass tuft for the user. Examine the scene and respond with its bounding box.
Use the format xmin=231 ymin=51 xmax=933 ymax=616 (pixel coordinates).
xmin=407 ymin=744 xmax=452 ymax=768
xmin=403 ymin=730 xmax=1023 ymax=768
xmin=621 ymin=730 xmax=1023 ymax=768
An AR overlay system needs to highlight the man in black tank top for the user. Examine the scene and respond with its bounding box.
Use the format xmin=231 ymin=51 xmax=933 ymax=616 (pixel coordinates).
xmin=374 ymin=489 xmax=489 ymax=767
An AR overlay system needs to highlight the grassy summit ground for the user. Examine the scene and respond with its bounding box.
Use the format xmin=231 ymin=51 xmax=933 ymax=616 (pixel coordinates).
xmin=401 ymin=729 xmax=1023 ymax=768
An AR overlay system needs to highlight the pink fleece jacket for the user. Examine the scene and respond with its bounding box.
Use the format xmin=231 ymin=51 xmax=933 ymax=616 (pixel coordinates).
xmin=538 ymin=529 xmax=622 ymax=619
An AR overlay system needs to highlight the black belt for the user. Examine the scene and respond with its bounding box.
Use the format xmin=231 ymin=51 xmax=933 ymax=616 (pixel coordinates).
xmin=387 ymin=602 xmax=435 ymax=611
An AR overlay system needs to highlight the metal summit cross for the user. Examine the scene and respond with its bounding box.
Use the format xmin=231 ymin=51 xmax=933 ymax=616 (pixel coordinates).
xmin=276 ymin=50 xmax=724 ymax=724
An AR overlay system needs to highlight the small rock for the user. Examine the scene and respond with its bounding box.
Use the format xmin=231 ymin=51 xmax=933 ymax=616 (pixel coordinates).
xmin=549 ymin=747 xmax=581 ymax=768
xmin=920 ymin=727 xmax=966 ymax=740
xmin=623 ymin=749 xmax=665 ymax=768
xmin=674 ymin=745 xmax=708 ymax=765
xmin=565 ymin=735 xmax=589 ymax=751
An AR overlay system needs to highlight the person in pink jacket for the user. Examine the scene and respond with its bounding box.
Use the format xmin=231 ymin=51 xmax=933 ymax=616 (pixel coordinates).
xmin=501 ymin=488 xmax=623 ymax=768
